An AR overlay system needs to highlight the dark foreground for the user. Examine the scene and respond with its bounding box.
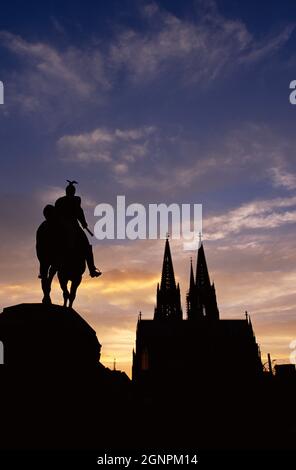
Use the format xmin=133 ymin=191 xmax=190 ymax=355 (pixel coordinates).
xmin=0 ymin=304 xmax=295 ymax=467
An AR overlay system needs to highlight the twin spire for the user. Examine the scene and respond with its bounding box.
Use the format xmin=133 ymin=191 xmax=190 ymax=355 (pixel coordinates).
xmin=154 ymin=237 xmax=182 ymax=320
xmin=187 ymin=242 xmax=219 ymax=320
xmin=160 ymin=237 xmax=177 ymax=292
xmin=154 ymin=236 xmax=219 ymax=321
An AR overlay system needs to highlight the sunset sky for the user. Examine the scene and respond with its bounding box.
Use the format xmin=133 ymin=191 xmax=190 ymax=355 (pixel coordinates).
xmin=1 ymin=0 xmax=296 ymax=376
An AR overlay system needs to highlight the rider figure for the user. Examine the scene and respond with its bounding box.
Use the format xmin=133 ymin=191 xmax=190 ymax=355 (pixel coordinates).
xmin=55 ymin=180 xmax=101 ymax=278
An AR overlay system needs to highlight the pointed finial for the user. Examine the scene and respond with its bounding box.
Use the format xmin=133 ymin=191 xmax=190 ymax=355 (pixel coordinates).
xmin=113 ymin=358 xmax=116 ymax=371
xmin=245 ymin=310 xmax=248 ymax=321
xmin=199 ymin=232 xmax=202 ymax=247
xmin=166 ymin=232 xmax=170 ymax=240
xmin=139 ymin=311 xmax=142 ymax=321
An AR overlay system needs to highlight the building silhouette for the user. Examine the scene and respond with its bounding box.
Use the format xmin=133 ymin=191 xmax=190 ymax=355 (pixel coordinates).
xmin=132 ymin=238 xmax=263 ymax=389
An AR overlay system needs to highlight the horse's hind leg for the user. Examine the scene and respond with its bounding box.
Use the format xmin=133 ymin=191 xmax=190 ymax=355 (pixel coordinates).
xmin=41 ymin=278 xmax=51 ymax=305
xmin=63 ymin=290 xmax=69 ymax=307
xmin=58 ymin=275 xmax=70 ymax=307
xmin=69 ymin=276 xmax=82 ymax=309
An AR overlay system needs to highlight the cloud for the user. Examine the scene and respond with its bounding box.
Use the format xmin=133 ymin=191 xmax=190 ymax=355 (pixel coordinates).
xmin=110 ymin=1 xmax=294 ymax=84
xmin=204 ymin=196 xmax=296 ymax=240
xmin=55 ymin=121 xmax=296 ymax=199
xmin=269 ymin=167 xmax=296 ymax=190
xmin=0 ymin=1 xmax=294 ymax=117
xmin=57 ymin=126 xmax=157 ymax=176
xmin=111 ymin=123 xmax=296 ymax=193
xmin=239 ymin=25 xmax=295 ymax=64
xmin=0 ymin=30 xmax=109 ymax=113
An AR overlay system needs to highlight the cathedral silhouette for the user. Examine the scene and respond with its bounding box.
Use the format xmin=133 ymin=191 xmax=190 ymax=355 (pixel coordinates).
xmin=133 ymin=238 xmax=262 ymax=389
xmin=130 ymin=239 xmax=296 ymax=450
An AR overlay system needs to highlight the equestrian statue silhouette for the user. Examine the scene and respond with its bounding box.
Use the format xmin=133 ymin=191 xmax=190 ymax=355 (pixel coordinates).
xmin=36 ymin=181 xmax=101 ymax=308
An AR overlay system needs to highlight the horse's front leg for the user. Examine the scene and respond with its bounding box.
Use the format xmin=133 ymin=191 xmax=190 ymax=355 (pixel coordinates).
xmin=58 ymin=274 xmax=70 ymax=307
xmin=48 ymin=265 xmax=57 ymax=289
xmin=69 ymin=275 xmax=82 ymax=309
xmin=42 ymin=266 xmax=57 ymax=305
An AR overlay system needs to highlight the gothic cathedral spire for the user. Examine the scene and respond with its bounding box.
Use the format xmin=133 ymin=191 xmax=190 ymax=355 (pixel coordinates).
xmin=154 ymin=238 xmax=182 ymax=320
xmin=187 ymin=242 xmax=219 ymax=320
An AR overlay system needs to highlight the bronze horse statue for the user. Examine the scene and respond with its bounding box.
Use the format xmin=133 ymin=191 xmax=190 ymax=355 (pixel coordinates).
xmin=36 ymin=181 xmax=101 ymax=308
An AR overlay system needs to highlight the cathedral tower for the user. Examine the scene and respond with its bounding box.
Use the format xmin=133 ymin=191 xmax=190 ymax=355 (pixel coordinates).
xmin=154 ymin=238 xmax=182 ymax=320
xmin=187 ymin=242 xmax=219 ymax=320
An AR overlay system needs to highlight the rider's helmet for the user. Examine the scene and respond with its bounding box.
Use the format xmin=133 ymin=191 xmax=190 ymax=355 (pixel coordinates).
xmin=66 ymin=180 xmax=78 ymax=196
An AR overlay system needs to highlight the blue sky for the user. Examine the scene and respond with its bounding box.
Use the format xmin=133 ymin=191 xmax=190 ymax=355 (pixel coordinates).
xmin=1 ymin=0 xmax=296 ymax=375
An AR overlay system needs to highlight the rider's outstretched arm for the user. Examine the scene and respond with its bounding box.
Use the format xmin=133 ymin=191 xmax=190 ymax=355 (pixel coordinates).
xmin=76 ymin=196 xmax=88 ymax=229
